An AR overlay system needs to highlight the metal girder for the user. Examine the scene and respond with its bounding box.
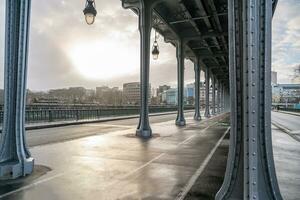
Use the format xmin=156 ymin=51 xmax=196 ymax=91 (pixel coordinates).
xmin=206 ymin=0 xmax=229 ymax=53
xmin=178 ymin=0 xmax=222 ymax=67
xmin=0 ymin=0 xmax=34 ymax=179
xmin=216 ymin=0 xmax=282 ymax=199
xmin=182 ymin=32 xmax=228 ymax=41
xmin=193 ymin=0 xmax=228 ymax=64
xmin=169 ymin=12 xmax=227 ymax=24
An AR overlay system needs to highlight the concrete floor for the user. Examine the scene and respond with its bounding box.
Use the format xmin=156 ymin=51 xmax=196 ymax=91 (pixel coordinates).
xmin=0 ymin=113 xmax=230 ymax=200
xmin=0 ymin=112 xmax=299 ymax=200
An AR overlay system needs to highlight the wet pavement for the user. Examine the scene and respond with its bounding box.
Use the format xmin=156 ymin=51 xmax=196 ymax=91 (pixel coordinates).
xmin=272 ymin=125 xmax=300 ymax=200
xmin=0 ymin=112 xmax=298 ymax=200
xmin=0 ymin=113 xmax=230 ymax=200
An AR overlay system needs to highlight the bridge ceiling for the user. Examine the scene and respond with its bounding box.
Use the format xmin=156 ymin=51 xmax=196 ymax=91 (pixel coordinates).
xmin=152 ymin=0 xmax=229 ymax=81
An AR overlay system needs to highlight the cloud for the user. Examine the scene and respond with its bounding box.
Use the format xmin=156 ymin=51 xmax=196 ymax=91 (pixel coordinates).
xmin=0 ymin=0 xmax=298 ymax=90
xmin=272 ymin=0 xmax=300 ymax=83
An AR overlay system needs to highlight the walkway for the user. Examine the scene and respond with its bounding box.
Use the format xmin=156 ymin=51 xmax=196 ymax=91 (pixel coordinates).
xmin=0 ymin=112 xmax=299 ymax=199
xmin=0 ymin=113 xmax=230 ymax=200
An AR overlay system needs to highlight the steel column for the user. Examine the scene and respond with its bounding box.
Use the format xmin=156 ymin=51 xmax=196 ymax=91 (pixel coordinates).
xmin=175 ymin=39 xmax=186 ymax=126
xmin=216 ymin=0 xmax=282 ymax=199
xmin=217 ymin=80 xmax=221 ymax=113
xmin=0 ymin=0 xmax=34 ymax=179
xmin=204 ymin=66 xmax=211 ymax=118
xmin=194 ymin=58 xmax=201 ymax=121
xmin=204 ymin=67 xmax=210 ymax=117
xmin=212 ymin=74 xmax=216 ymax=115
xmin=222 ymin=85 xmax=225 ymax=112
xmin=122 ymin=0 xmax=162 ymax=138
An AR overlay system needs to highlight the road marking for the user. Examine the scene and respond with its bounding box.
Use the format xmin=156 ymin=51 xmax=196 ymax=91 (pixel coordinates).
xmin=102 ymin=115 xmax=226 ymax=190
xmin=0 ymin=173 xmax=64 ymax=199
xmin=175 ymin=127 xmax=230 ymax=200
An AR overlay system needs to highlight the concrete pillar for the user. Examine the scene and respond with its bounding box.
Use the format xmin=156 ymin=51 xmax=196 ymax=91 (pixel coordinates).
xmin=0 ymin=0 xmax=34 ymax=179
xmin=216 ymin=0 xmax=282 ymax=199
xmin=122 ymin=0 xmax=162 ymax=138
xmin=204 ymin=66 xmax=210 ymax=118
xmin=193 ymin=58 xmax=201 ymax=121
xmin=175 ymin=39 xmax=186 ymax=126
xmin=211 ymin=74 xmax=216 ymax=115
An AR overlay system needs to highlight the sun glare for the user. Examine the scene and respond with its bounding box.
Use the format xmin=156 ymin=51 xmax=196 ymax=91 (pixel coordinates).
xmin=67 ymin=40 xmax=139 ymax=80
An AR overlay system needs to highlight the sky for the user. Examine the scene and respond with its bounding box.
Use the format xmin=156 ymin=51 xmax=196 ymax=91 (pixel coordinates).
xmin=0 ymin=0 xmax=299 ymax=91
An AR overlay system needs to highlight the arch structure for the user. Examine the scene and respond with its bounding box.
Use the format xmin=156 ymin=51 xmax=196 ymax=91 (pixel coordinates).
xmin=1 ymin=1 xmax=282 ymax=199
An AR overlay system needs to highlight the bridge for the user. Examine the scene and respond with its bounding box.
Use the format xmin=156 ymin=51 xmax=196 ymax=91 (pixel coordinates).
xmin=1 ymin=0 xmax=299 ymax=200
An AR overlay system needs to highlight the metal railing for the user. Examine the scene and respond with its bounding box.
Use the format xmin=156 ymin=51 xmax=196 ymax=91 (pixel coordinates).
xmin=278 ymin=107 xmax=300 ymax=113
xmin=0 ymin=106 xmax=194 ymax=125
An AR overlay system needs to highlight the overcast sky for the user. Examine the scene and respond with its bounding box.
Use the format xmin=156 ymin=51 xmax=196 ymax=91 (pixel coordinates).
xmin=0 ymin=0 xmax=299 ymax=91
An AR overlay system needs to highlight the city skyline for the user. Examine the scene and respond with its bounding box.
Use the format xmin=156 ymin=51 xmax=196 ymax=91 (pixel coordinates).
xmin=0 ymin=0 xmax=299 ymax=90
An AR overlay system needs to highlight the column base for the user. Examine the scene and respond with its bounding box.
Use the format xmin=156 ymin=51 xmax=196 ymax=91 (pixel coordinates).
xmin=194 ymin=115 xmax=201 ymax=121
xmin=0 ymin=157 xmax=34 ymax=180
xmin=204 ymin=113 xmax=211 ymax=118
xmin=136 ymin=128 xmax=152 ymax=138
xmin=175 ymin=119 xmax=186 ymax=126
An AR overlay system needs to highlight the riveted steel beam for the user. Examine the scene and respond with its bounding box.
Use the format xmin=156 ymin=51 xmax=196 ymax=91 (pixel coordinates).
xmin=216 ymin=0 xmax=282 ymax=199
xmin=169 ymin=12 xmax=227 ymax=25
xmin=0 ymin=0 xmax=34 ymax=179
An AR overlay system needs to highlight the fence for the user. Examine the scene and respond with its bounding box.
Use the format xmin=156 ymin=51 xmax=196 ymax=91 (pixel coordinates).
xmin=0 ymin=106 xmax=194 ymax=125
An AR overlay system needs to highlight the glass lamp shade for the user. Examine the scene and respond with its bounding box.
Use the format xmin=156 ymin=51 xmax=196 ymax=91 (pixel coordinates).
xmin=85 ymin=13 xmax=95 ymax=25
xmin=83 ymin=0 xmax=97 ymax=25
xmin=152 ymin=42 xmax=159 ymax=60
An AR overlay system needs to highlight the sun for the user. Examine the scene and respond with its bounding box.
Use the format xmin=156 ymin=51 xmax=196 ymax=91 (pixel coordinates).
xmin=67 ymin=39 xmax=139 ymax=80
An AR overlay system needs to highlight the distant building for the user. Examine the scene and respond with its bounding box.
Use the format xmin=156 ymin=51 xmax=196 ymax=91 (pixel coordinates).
xmin=292 ymin=65 xmax=300 ymax=84
xmin=156 ymin=85 xmax=171 ymax=104
xmin=186 ymin=83 xmax=195 ymax=105
xmin=122 ymin=82 xmax=151 ymax=105
xmin=162 ymin=88 xmax=177 ymax=105
xmin=161 ymin=84 xmax=199 ymax=105
xmin=271 ymin=71 xmax=277 ymax=85
xmin=96 ymin=86 xmax=122 ymax=105
xmin=272 ymin=84 xmax=300 ymax=104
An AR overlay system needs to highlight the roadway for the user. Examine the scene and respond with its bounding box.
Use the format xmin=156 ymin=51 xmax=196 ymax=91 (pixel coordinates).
xmin=272 ymin=111 xmax=300 ymax=141
xmin=26 ymin=112 xmax=195 ymax=147
xmin=0 ymin=112 xmax=231 ymax=200
xmin=0 ymin=112 xmax=298 ymax=199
